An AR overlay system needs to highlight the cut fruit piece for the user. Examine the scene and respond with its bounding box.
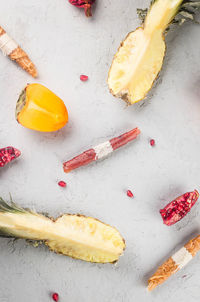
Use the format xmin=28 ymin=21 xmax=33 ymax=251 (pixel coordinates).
xmin=16 ymin=84 xmax=68 ymax=132
xmin=160 ymin=189 xmax=199 ymax=226
xmin=0 ymin=146 xmax=21 ymax=168
xmin=108 ymin=28 xmax=165 ymax=104
xmin=0 ymin=198 xmax=125 ymax=263
xmin=108 ymin=0 xmax=198 ymax=105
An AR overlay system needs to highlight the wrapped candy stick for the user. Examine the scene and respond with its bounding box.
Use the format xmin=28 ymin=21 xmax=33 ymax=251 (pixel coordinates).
xmin=148 ymin=234 xmax=200 ymax=291
xmin=63 ymin=127 xmax=140 ymax=173
xmin=0 ymin=26 xmax=37 ymax=77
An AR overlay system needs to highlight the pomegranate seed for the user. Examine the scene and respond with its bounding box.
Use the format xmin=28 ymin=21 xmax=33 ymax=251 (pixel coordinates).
xmin=150 ymin=139 xmax=155 ymax=146
xmin=52 ymin=293 xmax=59 ymax=302
xmin=127 ymin=190 xmax=134 ymax=198
xmin=80 ymin=74 xmax=88 ymax=82
xmin=58 ymin=181 xmax=66 ymax=188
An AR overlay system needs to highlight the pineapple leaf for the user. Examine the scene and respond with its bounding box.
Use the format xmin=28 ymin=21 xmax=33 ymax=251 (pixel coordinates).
xmin=137 ymin=8 xmax=148 ymax=23
xmin=0 ymin=197 xmax=27 ymax=214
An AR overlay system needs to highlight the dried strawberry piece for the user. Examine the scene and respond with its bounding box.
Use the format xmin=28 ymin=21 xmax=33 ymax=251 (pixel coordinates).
xmin=68 ymin=0 xmax=96 ymax=17
xmin=160 ymin=190 xmax=199 ymax=226
xmin=0 ymin=147 xmax=21 ymax=168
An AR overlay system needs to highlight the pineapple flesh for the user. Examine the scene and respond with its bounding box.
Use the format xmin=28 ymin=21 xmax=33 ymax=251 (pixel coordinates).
xmin=108 ymin=0 xmax=184 ymax=104
xmin=0 ymin=199 xmax=125 ymax=263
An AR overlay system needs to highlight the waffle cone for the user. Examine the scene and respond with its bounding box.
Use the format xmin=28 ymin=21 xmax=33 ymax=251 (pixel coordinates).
xmin=184 ymin=235 xmax=200 ymax=257
xmin=0 ymin=26 xmax=37 ymax=77
xmin=9 ymin=47 xmax=37 ymax=78
xmin=148 ymin=257 xmax=178 ymax=291
xmin=0 ymin=26 xmax=5 ymax=36
xmin=148 ymin=234 xmax=200 ymax=291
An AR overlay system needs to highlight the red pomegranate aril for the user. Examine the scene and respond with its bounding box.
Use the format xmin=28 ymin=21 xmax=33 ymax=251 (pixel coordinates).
xmin=127 ymin=190 xmax=134 ymax=198
xmin=80 ymin=74 xmax=88 ymax=82
xmin=184 ymin=193 xmax=190 ymax=199
xmin=160 ymin=190 xmax=199 ymax=226
xmin=150 ymin=139 xmax=155 ymax=146
xmin=58 ymin=181 xmax=66 ymax=188
xmin=52 ymin=293 xmax=59 ymax=301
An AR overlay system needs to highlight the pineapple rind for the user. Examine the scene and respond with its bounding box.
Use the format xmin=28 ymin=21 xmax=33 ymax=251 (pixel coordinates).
xmin=0 ymin=199 xmax=125 ymax=263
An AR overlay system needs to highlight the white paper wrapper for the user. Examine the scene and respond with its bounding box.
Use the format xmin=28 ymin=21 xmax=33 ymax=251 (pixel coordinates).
xmin=0 ymin=33 xmax=18 ymax=56
xmin=94 ymin=141 xmax=113 ymax=159
xmin=172 ymin=247 xmax=193 ymax=269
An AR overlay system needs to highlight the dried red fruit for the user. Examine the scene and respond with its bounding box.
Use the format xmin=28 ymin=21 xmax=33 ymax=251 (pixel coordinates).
xmin=160 ymin=190 xmax=199 ymax=226
xmin=0 ymin=147 xmax=21 ymax=168
xmin=52 ymin=293 xmax=59 ymax=302
xmin=69 ymin=0 xmax=96 ymax=17
xmin=80 ymin=74 xmax=89 ymax=82
xmin=58 ymin=181 xmax=67 ymax=188
xmin=150 ymin=139 xmax=155 ymax=146
xmin=127 ymin=190 xmax=134 ymax=198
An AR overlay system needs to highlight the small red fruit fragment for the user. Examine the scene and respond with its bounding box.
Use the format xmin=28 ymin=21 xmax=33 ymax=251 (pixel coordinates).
xmin=127 ymin=190 xmax=134 ymax=198
xmin=150 ymin=139 xmax=155 ymax=146
xmin=69 ymin=0 xmax=96 ymax=17
xmin=80 ymin=74 xmax=88 ymax=82
xmin=58 ymin=181 xmax=66 ymax=188
xmin=52 ymin=293 xmax=59 ymax=302
xmin=160 ymin=190 xmax=199 ymax=226
xmin=0 ymin=146 xmax=21 ymax=167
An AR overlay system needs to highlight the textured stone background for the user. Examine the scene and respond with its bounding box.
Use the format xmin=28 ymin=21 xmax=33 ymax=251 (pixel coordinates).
xmin=0 ymin=0 xmax=200 ymax=301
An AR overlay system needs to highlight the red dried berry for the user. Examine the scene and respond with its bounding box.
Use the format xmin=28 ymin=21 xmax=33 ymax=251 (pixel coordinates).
xmin=80 ymin=74 xmax=88 ymax=82
xmin=0 ymin=146 xmax=21 ymax=168
xmin=160 ymin=190 xmax=199 ymax=226
xmin=52 ymin=293 xmax=59 ymax=302
xmin=69 ymin=0 xmax=95 ymax=17
xmin=150 ymin=139 xmax=155 ymax=146
xmin=127 ymin=190 xmax=134 ymax=198
xmin=58 ymin=181 xmax=67 ymax=188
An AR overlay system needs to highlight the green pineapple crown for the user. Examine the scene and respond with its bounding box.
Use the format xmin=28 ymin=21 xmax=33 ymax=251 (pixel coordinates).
xmin=0 ymin=197 xmax=31 ymax=214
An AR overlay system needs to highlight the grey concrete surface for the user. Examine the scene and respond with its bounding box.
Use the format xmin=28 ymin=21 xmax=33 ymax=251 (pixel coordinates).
xmin=0 ymin=0 xmax=200 ymax=301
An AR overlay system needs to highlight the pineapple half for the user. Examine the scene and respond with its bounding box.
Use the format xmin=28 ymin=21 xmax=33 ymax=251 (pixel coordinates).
xmin=0 ymin=198 xmax=125 ymax=263
xmin=108 ymin=0 xmax=200 ymax=104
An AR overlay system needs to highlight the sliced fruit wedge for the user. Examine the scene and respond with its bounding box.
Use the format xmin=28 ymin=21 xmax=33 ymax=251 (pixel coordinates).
xmin=0 ymin=198 xmax=125 ymax=263
xmin=108 ymin=0 xmax=184 ymax=104
xmin=160 ymin=189 xmax=199 ymax=226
